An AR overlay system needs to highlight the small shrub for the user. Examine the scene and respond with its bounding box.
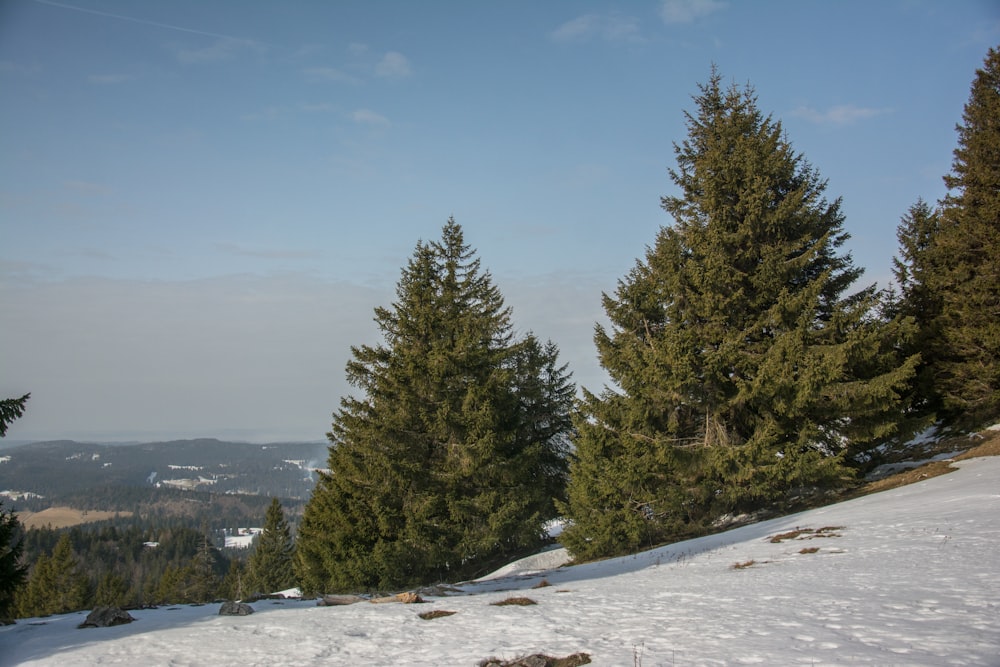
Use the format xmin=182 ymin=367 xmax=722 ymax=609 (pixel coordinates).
xmin=490 ymin=596 xmax=537 ymax=606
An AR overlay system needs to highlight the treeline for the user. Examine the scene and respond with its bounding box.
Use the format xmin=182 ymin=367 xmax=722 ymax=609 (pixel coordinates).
xmin=10 ymin=498 xmax=296 ymax=619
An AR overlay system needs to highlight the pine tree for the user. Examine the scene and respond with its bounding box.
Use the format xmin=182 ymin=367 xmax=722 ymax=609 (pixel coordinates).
xmin=220 ymin=559 xmax=247 ymax=601
xmin=296 ymin=219 xmax=573 ymax=593
xmin=17 ymin=534 xmax=89 ymax=616
xmin=184 ymin=534 xmax=222 ymax=603
xmin=0 ymin=393 xmax=30 ymax=438
xmin=561 ymin=70 xmax=917 ymax=560
xmin=928 ymin=46 xmax=1000 ymax=425
xmin=1 ymin=392 xmax=30 ymax=621
xmin=0 ymin=501 xmax=27 ymax=622
xmin=891 ymin=199 xmax=945 ymax=415
xmin=245 ymin=498 xmax=296 ymax=596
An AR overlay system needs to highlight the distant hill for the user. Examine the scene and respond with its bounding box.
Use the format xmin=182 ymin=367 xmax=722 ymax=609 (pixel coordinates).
xmin=0 ymin=438 xmax=328 ymax=512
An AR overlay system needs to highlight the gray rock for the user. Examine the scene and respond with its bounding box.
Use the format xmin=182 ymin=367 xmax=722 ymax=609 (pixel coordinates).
xmin=218 ymin=601 xmax=255 ymax=616
xmin=78 ymin=606 xmax=136 ymax=629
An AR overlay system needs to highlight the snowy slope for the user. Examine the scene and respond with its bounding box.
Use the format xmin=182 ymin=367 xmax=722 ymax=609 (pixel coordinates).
xmin=2 ymin=457 xmax=998 ymax=666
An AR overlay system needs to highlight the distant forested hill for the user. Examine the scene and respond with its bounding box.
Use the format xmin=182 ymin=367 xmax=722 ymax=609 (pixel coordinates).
xmin=0 ymin=439 xmax=327 ymax=512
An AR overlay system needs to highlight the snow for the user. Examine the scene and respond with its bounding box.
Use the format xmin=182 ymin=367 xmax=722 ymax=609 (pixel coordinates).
xmin=3 ymin=457 xmax=999 ymax=666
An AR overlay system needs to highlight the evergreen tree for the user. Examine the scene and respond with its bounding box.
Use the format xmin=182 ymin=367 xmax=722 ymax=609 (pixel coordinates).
xmin=296 ymin=219 xmax=573 ymax=593
xmin=891 ymin=199 xmax=945 ymax=415
xmin=184 ymin=534 xmax=222 ymax=603
xmin=245 ymin=498 xmax=295 ymax=595
xmin=94 ymin=571 xmax=129 ymax=607
xmin=561 ymin=70 xmax=917 ymax=560
xmin=928 ymin=46 xmax=1000 ymax=425
xmin=0 ymin=393 xmax=30 ymax=438
xmin=0 ymin=501 xmax=27 ymax=622
xmin=17 ymin=534 xmax=89 ymax=616
xmin=220 ymin=559 xmax=247 ymax=601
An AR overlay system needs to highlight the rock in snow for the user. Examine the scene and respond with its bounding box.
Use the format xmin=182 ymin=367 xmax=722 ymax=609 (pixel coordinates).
xmin=77 ymin=606 xmax=135 ymax=629
xmin=218 ymin=601 xmax=254 ymax=616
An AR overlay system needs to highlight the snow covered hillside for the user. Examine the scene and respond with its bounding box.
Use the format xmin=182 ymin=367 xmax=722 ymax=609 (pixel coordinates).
xmin=2 ymin=457 xmax=998 ymax=666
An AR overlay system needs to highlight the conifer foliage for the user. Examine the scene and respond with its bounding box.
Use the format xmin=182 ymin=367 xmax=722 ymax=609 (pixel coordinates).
xmin=296 ymin=220 xmax=573 ymax=593
xmin=926 ymin=47 xmax=1000 ymax=424
xmin=245 ymin=498 xmax=296 ymax=596
xmin=561 ymin=71 xmax=917 ymax=560
xmin=0 ymin=393 xmax=29 ymax=622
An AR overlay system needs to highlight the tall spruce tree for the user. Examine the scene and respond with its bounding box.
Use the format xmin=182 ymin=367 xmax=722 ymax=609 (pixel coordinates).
xmin=295 ymin=220 xmax=573 ymax=593
xmin=561 ymin=70 xmax=917 ymax=560
xmin=927 ymin=47 xmax=1000 ymax=425
xmin=245 ymin=498 xmax=296 ymax=595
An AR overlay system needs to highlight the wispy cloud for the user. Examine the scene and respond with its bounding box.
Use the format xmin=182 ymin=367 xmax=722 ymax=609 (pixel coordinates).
xmin=300 ymin=102 xmax=337 ymax=113
xmin=32 ymin=0 xmax=263 ymax=43
xmin=550 ymin=13 xmax=643 ymax=43
xmin=303 ymin=66 xmax=359 ymax=84
xmin=351 ymin=109 xmax=390 ymax=127
xmin=87 ymin=73 xmax=133 ymax=85
xmin=175 ymin=37 xmax=258 ymax=64
xmin=64 ymin=180 xmax=113 ymax=196
xmin=790 ymin=104 xmax=893 ymax=126
xmin=659 ymin=0 xmax=726 ymax=24
xmin=216 ymin=243 xmax=321 ymax=260
xmin=0 ymin=60 xmax=42 ymax=76
xmin=375 ymin=51 xmax=411 ymax=78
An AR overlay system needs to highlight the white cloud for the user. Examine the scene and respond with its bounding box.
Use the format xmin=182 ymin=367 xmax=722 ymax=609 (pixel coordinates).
xmin=375 ymin=51 xmax=411 ymax=78
xmin=790 ymin=104 xmax=892 ymax=126
xmin=659 ymin=0 xmax=726 ymax=24
xmin=550 ymin=13 xmax=643 ymax=43
xmin=351 ymin=109 xmax=390 ymax=126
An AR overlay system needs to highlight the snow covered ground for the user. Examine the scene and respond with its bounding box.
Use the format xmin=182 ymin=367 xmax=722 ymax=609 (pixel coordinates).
xmin=2 ymin=456 xmax=998 ymax=666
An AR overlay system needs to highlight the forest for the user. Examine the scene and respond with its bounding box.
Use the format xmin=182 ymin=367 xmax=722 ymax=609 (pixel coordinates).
xmin=1 ymin=49 xmax=997 ymax=619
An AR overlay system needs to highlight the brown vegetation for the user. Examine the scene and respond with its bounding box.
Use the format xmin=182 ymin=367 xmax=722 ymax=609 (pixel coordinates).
xmin=490 ymin=596 xmax=537 ymax=606
xmin=19 ymin=506 xmax=133 ymax=530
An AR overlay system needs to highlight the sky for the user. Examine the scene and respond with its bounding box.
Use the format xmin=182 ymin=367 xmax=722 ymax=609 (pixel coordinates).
xmin=2 ymin=453 xmax=998 ymax=664
xmin=1 ymin=0 xmax=998 ymax=443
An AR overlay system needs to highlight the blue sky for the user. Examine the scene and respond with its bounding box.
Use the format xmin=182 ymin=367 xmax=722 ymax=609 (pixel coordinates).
xmin=1 ymin=0 xmax=997 ymax=443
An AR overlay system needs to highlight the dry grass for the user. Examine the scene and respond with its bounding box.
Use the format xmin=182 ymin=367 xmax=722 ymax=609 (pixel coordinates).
xmin=531 ymin=579 xmax=551 ymax=589
xmin=798 ymin=547 xmax=820 ymax=554
xmin=732 ymin=560 xmax=756 ymax=569
xmin=19 ymin=506 xmax=134 ymax=530
xmin=490 ymin=596 xmax=537 ymax=606
xmin=769 ymin=526 xmax=843 ymax=543
xmin=479 ymin=652 xmax=591 ymax=667
xmin=857 ymin=428 xmax=1000 ymax=496
xmin=418 ymin=609 xmax=456 ymax=620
